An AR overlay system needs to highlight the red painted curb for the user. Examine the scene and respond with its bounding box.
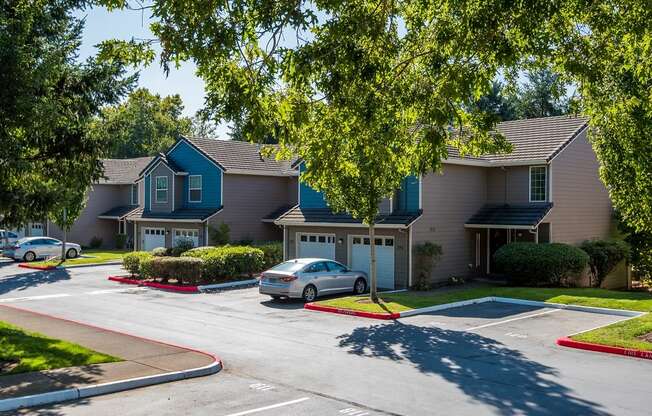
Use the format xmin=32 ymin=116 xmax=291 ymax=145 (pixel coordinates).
xmin=108 ymin=276 xmax=199 ymax=293
xmin=557 ymin=337 xmax=652 ymax=360
xmin=18 ymin=263 xmax=58 ymax=270
xmin=0 ymin=303 xmax=222 ymax=369
xmin=304 ymin=302 xmax=400 ymax=320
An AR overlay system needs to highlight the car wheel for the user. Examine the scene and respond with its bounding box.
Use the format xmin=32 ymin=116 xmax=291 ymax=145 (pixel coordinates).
xmin=23 ymin=251 xmax=36 ymax=262
xmin=302 ymin=285 xmax=318 ymax=302
xmin=66 ymin=248 xmax=78 ymax=259
xmin=353 ymin=278 xmax=367 ymax=295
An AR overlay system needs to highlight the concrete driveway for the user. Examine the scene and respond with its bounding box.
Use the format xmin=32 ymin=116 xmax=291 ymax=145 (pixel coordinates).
xmin=1 ymin=260 xmax=651 ymax=416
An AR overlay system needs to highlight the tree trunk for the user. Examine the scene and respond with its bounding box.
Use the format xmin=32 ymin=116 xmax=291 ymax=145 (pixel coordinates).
xmin=369 ymin=223 xmax=378 ymax=303
xmin=59 ymin=208 xmax=67 ymax=265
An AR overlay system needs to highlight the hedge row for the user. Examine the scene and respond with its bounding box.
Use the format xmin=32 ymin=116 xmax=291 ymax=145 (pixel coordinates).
xmin=252 ymin=242 xmax=283 ymax=269
xmin=494 ymin=242 xmax=589 ymax=286
xmin=182 ymin=245 xmax=265 ymax=280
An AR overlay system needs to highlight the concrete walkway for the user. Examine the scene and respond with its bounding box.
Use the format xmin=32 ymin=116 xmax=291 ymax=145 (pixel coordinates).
xmin=0 ymin=305 xmax=219 ymax=409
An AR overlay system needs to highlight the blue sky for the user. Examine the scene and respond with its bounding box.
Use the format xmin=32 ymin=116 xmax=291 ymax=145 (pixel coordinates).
xmin=76 ymin=6 xmax=229 ymax=137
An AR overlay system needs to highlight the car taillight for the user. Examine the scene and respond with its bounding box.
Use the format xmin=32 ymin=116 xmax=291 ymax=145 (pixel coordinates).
xmin=280 ymin=275 xmax=297 ymax=282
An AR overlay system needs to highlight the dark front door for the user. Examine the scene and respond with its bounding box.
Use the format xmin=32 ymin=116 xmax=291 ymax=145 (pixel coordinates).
xmin=489 ymin=228 xmax=508 ymax=274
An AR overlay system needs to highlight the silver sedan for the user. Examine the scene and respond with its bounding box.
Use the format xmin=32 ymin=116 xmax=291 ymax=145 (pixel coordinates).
xmin=3 ymin=237 xmax=82 ymax=262
xmin=259 ymin=258 xmax=368 ymax=302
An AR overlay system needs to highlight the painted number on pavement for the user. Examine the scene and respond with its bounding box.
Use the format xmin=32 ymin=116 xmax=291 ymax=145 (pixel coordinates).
xmin=340 ymin=408 xmax=370 ymax=415
xmin=249 ymin=383 xmax=274 ymax=391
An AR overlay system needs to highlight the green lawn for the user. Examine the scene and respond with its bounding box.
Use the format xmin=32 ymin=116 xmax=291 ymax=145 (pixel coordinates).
xmin=0 ymin=321 xmax=119 ymax=375
xmin=31 ymin=249 xmax=128 ymax=268
xmin=316 ymin=286 xmax=652 ymax=314
xmin=572 ymin=314 xmax=652 ymax=351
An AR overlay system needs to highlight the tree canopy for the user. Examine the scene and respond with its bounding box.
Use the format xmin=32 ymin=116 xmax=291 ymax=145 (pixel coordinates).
xmin=92 ymin=87 xmax=193 ymax=158
xmin=0 ymin=0 xmax=134 ymax=229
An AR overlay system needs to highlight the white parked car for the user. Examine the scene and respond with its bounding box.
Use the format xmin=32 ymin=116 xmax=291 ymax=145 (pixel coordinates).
xmin=3 ymin=237 xmax=82 ymax=262
xmin=0 ymin=230 xmax=20 ymax=248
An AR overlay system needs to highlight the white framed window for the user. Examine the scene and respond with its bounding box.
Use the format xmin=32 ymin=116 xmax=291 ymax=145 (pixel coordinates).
xmin=131 ymin=184 xmax=139 ymax=205
xmin=188 ymin=175 xmax=202 ymax=203
xmin=155 ymin=176 xmax=168 ymax=203
xmin=529 ymin=166 xmax=547 ymax=202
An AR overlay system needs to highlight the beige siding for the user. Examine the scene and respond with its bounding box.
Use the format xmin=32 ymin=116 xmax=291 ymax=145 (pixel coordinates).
xmin=486 ymin=166 xmax=531 ymax=204
xmin=48 ymin=184 xmax=130 ymax=248
xmin=208 ymin=174 xmax=295 ymax=243
xmin=285 ymin=225 xmax=409 ymax=289
xmin=548 ymin=130 xmax=612 ymax=243
xmin=413 ymin=165 xmax=487 ymax=283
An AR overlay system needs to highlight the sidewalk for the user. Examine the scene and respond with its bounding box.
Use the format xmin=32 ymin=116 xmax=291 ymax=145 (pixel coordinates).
xmin=0 ymin=305 xmax=220 ymax=410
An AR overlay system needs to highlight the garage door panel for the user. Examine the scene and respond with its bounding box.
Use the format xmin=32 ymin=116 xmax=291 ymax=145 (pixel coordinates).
xmin=297 ymin=233 xmax=335 ymax=260
xmin=351 ymin=236 xmax=395 ymax=290
xmin=143 ymin=227 xmax=165 ymax=251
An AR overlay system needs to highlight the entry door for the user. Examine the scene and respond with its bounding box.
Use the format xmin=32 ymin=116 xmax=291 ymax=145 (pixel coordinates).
xmin=297 ymin=233 xmax=335 ymax=259
xmin=142 ymin=228 xmax=166 ymax=251
xmin=350 ymin=236 xmax=395 ymax=290
xmin=489 ymin=229 xmax=508 ymax=274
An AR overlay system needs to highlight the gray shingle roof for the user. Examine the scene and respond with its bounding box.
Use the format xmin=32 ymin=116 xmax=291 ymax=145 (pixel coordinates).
xmin=275 ymin=206 xmax=421 ymax=227
xmin=183 ymin=136 xmax=295 ymax=175
xmin=98 ymin=205 xmax=139 ymax=219
xmin=449 ymin=115 xmax=589 ymax=164
xmin=127 ymin=207 xmax=222 ymax=221
xmin=466 ymin=203 xmax=553 ymax=227
xmin=100 ymin=157 xmax=154 ymax=184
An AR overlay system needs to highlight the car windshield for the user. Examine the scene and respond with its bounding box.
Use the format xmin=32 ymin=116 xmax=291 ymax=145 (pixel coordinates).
xmin=269 ymin=261 xmax=306 ymax=273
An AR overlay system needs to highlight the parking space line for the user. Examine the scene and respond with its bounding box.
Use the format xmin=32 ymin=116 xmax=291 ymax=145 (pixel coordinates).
xmin=466 ymin=309 xmax=561 ymax=331
xmin=222 ymin=397 xmax=310 ymax=416
xmin=0 ymin=293 xmax=71 ymax=303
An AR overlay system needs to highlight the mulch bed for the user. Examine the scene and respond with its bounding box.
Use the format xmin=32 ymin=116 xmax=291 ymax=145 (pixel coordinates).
xmin=637 ymin=332 xmax=652 ymax=343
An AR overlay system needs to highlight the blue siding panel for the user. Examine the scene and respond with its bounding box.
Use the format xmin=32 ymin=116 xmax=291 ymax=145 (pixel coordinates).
xmin=144 ymin=175 xmax=151 ymax=211
xmin=168 ymin=140 xmax=222 ymax=208
xmin=299 ymin=163 xmax=328 ymax=208
xmin=396 ymin=175 xmax=420 ymax=213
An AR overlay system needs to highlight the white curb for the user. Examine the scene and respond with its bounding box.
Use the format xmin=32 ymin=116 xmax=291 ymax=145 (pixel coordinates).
xmin=198 ymin=279 xmax=259 ymax=292
xmin=396 ymin=296 xmax=643 ymax=319
xmin=0 ymin=358 xmax=221 ymax=412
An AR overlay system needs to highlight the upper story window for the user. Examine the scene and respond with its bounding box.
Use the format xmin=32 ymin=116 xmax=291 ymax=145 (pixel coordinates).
xmin=131 ymin=184 xmax=139 ymax=205
xmin=155 ymin=176 xmax=168 ymax=203
xmin=189 ymin=175 xmax=202 ymax=203
xmin=529 ymin=166 xmax=547 ymax=202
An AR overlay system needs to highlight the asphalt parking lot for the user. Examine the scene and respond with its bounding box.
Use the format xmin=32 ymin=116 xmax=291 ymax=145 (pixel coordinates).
xmin=1 ymin=259 xmax=652 ymax=416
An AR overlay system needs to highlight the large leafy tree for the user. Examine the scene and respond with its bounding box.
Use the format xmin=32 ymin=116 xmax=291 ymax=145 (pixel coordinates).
xmin=101 ymin=0 xmax=652 ymax=297
xmin=0 ymin=0 xmax=134 ymax=231
xmin=514 ymin=68 xmax=569 ymax=119
xmin=92 ymin=87 xmax=192 ymax=157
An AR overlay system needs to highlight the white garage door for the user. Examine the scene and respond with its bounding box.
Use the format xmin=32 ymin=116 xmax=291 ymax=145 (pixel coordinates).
xmin=297 ymin=233 xmax=335 ymax=260
xmin=173 ymin=229 xmax=199 ymax=247
xmin=350 ymin=236 xmax=395 ymax=290
xmin=30 ymin=223 xmax=44 ymax=237
xmin=143 ymin=228 xmax=165 ymax=251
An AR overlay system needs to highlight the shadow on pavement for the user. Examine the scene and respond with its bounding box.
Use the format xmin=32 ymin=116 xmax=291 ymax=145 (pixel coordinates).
xmin=337 ymin=321 xmax=608 ymax=415
xmin=426 ymin=302 xmax=544 ymax=319
xmin=259 ymin=298 xmax=306 ymax=310
xmin=0 ymin=269 xmax=71 ymax=296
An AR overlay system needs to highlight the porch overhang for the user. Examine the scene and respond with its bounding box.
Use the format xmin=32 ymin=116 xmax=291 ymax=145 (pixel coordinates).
xmin=464 ymin=203 xmax=553 ymax=230
xmin=98 ymin=205 xmax=139 ymax=220
xmin=273 ymin=206 xmax=422 ymax=229
xmin=126 ymin=207 xmax=223 ymax=223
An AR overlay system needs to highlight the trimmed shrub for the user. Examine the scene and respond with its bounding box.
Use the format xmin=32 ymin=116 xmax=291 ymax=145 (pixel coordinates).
xmin=580 ymin=239 xmax=630 ymax=287
xmin=123 ymin=251 xmax=153 ymax=277
xmin=169 ymin=237 xmax=195 ymax=257
xmin=182 ymin=246 xmax=217 ymax=258
xmin=183 ymin=245 xmax=264 ymax=282
xmin=89 ymin=236 xmax=103 ymax=249
xmin=209 ymin=222 xmax=230 ymax=245
xmin=253 ymin=242 xmax=283 ymax=269
xmin=141 ymin=257 xmax=203 ymax=285
xmin=151 ymin=247 xmax=168 ymax=257
xmin=115 ymin=234 xmax=127 ymax=249
xmin=494 ymin=242 xmax=589 ymax=286
xmin=412 ymin=242 xmax=443 ymax=291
